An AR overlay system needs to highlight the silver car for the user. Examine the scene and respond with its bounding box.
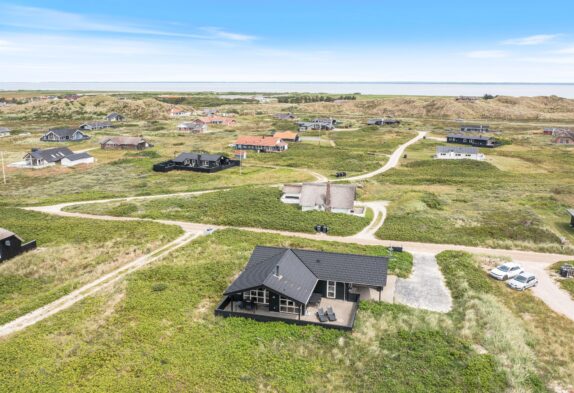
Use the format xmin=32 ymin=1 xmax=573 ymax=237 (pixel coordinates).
xmin=507 ymin=273 xmax=538 ymax=291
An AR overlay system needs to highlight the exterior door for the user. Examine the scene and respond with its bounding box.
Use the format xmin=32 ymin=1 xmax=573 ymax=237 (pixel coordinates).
xmin=269 ymin=292 xmax=280 ymax=312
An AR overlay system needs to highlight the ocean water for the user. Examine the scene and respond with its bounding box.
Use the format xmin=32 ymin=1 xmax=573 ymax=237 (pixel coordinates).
xmin=1 ymin=82 xmax=574 ymax=98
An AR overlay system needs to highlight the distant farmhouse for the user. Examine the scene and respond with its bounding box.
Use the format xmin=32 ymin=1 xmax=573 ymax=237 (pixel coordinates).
xmin=367 ymin=118 xmax=400 ymax=126
xmin=281 ymin=183 xmax=363 ymax=216
xmin=297 ymin=118 xmax=336 ymax=131
xmin=153 ymin=152 xmax=239 ymax=173
xmin=0 ymin=127 xmax=11 ymax=137
xmin=197 ymin=116 xmax=236 ymax=126
xmin=105 ymin=112 xmax=125 ymax=122
xmin=12 ymin=147 xmax=94 ymax=169
xmin=447 ymin=134 xmax=498 ymax=148
xmin=460 ymin=124 xmax=490 ymax=133
xmin=170 ymin=107 xmax=193 ymax=117
xmin=273 ymin=131 xmax=300 ymax=142
xmin=274 ymin=113 xmax=296 ymax=120
xmin=552 ymin=130 xmax=574 ymax=145
xmin=435 ymin=146 xmax=485 ymax=161
xmin=215 ymin=246 xmax=389 ymax=330
xmin=100 ymin=136 xmax=152 ymax=150
xmin=177 ymin=121 xmax=207 ymax=134
xmin=0 ymin=228 xmax=37 ymax=262
xmin=40 ymin=129 xmax=90 ymax=142
xmin=234 ymin=136 xmax=288 ymax=153
xmin=78 ymin=121 xmax=113 ymax=131
xmin=543 ymin=127 xmax=572 ymax=136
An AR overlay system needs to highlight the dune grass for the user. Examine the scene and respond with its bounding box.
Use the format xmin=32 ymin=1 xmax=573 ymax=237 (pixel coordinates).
xmin=0 ymin=229 xmax=511 ymax=393
xmin=0 ymin=207 xmax=182 ymax=324
xmin=64 ymin=187 xmax=373 ymax=237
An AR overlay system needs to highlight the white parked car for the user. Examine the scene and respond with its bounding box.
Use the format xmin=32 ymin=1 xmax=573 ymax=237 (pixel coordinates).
xmin=489 ymin=263 xmax=523 ymax=281
xmin=507 ymin=273 xmax=538 ymax=291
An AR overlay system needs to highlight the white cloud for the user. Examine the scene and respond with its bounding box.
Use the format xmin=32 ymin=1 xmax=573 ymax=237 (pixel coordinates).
xmin=553 ymin=46 xmax=574 ymax=55
xmin=465 ymin=50 xmax=509 ymax=59
xmin=201 ymin=27 xmax=256 ymax=42
xmin=502 ymin=34 xmax=559 ymax=46
xmin=0 ymin=4 xmax=256 ymax=42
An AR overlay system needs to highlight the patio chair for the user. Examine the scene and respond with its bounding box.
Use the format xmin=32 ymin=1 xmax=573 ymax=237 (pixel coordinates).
xmin=326 ymin=306 xmax=337 ymax=322
xmin=316 ymin=307 xmax=327 ymax=322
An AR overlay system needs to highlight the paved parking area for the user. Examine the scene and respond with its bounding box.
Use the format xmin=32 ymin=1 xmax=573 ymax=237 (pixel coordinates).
xmin=394 ymin=252 xmax=453 ymax=313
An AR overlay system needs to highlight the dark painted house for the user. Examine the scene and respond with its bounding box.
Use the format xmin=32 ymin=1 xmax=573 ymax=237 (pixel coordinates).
xmin=460 ymin=124 xmax=490 ymax=132
xmin=215 ymin=246 xmax=388 ymax=330
xmin=40 ymin=129 xmax=90 ymax=142
xmin=78 ymin=121 xmax=113 ymax=131
xmin=367 ymin=118 xmax=400 ymax=126
xmin=0 ymin=228 xmax=36 ymax=262
xmin=153 ymin=152 xmax=239 ymax=173
xmin=447 ymin=134 xmax=498 ymax=147
xmin=568 ymin=209 xmax=574 ymax=227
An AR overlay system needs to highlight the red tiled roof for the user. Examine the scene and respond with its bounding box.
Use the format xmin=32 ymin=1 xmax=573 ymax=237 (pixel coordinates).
xmin=235 ymin=136 xmax=286 ymax=147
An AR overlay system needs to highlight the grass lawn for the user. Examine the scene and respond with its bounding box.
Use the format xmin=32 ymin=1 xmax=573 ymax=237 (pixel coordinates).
xmin=0 ymin=207 xmax=182 ymax=324
xmin=371 ymin=145 xmax=574 ymax=253
xmin=0 ymin=229 xmax=513 ymax=393
xmin=64 ymin=187 xmax=373 ymax=237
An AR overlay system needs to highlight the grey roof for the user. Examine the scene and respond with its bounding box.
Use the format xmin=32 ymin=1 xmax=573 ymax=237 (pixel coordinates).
xmin=224 ymin=246 xmax=388 ymax=303
xmin=436 ymin=146 xmax=479 ymax=154
xmin=44 ymin=129 xmax=79 ymax=138
xmin=100 ymin=136 xmax=146 ymax=145
xmin=447 ymin=134 xmax=493 ymax=141
xmin=568 ymin=209 xmax=574 ymax=217
xmin=80 ymin=121 xmax=112 ymax=128
xmin=282 ymin=184 xmax=303 ymax=194
xmin=173 ymin=152 xmax=225 ymax=163
xmin=25 ymin=147 xmax=73 ymax=162
xmin=299 ymin=183 xmax=356 ymax=210
xmin=0 ymin=228 xmax=21 ymax=241
xmin=63 ymin=152 xmax=92 ymax=161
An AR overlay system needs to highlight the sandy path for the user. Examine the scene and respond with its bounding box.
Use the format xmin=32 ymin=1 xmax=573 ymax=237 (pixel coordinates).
xmin=0 ymin=231 xmax=202 ymax=338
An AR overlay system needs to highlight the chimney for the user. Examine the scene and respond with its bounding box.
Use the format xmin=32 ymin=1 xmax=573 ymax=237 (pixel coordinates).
xmin=275 ymin=265 xmax=280 ymax=277
xmin=31 ymin=148 xmax=39 ymax=152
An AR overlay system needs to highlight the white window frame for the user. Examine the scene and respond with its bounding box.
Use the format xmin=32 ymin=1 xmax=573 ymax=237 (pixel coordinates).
xmin=243 ymin=288 xmax=268 ymax=304
xmin=279 ymin=297 xmax=299 ymax=314
xmin=327 ymin=281 xmax=336 ymax=298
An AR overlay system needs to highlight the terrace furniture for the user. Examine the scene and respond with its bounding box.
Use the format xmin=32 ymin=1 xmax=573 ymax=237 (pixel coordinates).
xmin=316 ymin=308 xmax=327 ymax=322
xmin=326 ymin=306 xmax=337 ymax=322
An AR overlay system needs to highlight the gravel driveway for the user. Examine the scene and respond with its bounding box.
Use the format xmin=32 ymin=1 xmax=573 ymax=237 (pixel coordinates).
xmin=394 ymin=252 xmax=453 ymax=313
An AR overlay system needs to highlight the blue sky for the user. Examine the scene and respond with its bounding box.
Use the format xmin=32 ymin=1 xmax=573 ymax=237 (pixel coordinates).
xmin=1 ymin=1 xmax=574 ymax=82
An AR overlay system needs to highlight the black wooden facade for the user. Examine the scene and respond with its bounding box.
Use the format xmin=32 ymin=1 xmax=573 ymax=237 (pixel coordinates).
xmin=447 ymin=134 xmax=498 ymax=147
xmin=0 ymin=231 xmax=37 ymax=262
xmin=153 ymin=153 xmax=239 ymax=173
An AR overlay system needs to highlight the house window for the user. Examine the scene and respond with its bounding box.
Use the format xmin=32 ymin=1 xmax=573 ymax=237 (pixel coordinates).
xmin=243 ymin=288 xmax=268 ymax=304
xmin=279 ymin=297 xmax=299 ymax=314
xmin=327 ymin=281 xmax=336 ymax=298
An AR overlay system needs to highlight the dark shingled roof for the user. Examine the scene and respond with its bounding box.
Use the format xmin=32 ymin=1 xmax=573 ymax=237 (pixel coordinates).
xmin=447 ymin=134 xmax=493 ymax=141
xmin=173 ymin=152 xmax=225 ymax=163
xmin=63 ymin=152 xmax=92 ymax=161
xmin=224 ymin=246 xmax=388 ymax=304
xmin=26 ymin=147 xmax=73 ymax=162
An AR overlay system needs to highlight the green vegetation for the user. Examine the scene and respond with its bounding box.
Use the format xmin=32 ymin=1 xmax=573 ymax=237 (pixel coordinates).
xmin=437 ymin=251 xmax=574 ymax=390
xmin=65 ymin=187 xmax=372 ymax=237
xmin=155 ymin=95 xmax=257 ymax=107
xmin=0 ymin=230 xmax=507 ymax=393
xmin=0 ymin=207 xmax=182 ymax=324
xmin=277 ymin=95 xmax=356 ymax=103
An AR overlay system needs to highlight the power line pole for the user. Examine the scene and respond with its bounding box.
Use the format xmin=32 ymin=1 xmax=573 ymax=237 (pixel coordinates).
xmin=1 ymin=151 xmax=6 ymax=185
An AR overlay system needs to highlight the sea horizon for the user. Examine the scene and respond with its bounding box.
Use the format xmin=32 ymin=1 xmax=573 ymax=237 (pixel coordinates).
xmin=2 ymin=81 xmax=574 ymax=98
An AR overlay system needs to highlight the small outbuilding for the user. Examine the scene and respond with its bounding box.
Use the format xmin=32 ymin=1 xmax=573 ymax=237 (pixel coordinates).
xmin=0 ymin=228 xmax=37 ymax=262
xmin=106 ymin=112 xmax=125 ymax=122
xmin=61 ymin=152 xmax=95 ymax=167
xmin=568 ymin=209 xmax=574 ymax=227
xmin=78 ymin=121 xmax=113 ymax=131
